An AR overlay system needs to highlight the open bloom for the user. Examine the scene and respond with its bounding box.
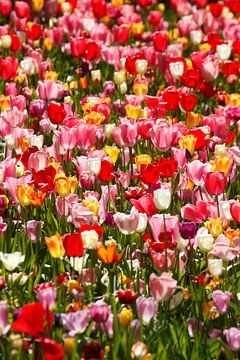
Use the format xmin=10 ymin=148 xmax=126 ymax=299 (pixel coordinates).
xmin=0 ymin=252 xmax=25 ymax=271
xmin=149 ymin=273 xmax=177 ymax=302
xmin=45 ymin=234 xmax=65 ymax=258
xmin=114 ymin=212 xmax=139 ymax=235
xmin=136 ymin=297 xmax=158 ymax=325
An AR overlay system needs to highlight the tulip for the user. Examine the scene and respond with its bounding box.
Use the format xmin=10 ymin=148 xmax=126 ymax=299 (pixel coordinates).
xmin=153 ymin=189 xmax=171 ymax=211
xmin=0 ymin=302 xmax=10 ymax=335
xmin=149 ymin=273 xmax=177 ymax=302
xmin=135 ymin=59 xmax=148 ymax=74
xmin=197 ymin=233 xmax=214 ymax=252
xmin=61 ymin=309 xmax=90 ymax=336
xmin=0 ymin=252 xmax=25 ymax=272
xmin=216 ymin=44 xmax=231 ymax=62
xmin=136 ymin=297 xmax=158 ymax=325
xmin=223 ymin=328 xmax=240 ymax=352
xmin=190 ymin=30 xmax=202 ymax=45
xmin=204 ymin=172 xmax=227 ymax=196
xmin=169 ymin=61 xmax=185 ymax=78
xmin=212 ymin=290 xmax=231 ymax=313
xmin=80 ymin=230 xmax=98 ymax=250
xmin=114 ymin=212 xmax=139 ymax=235
xmin=179 ymin=222 xmax=198 ymax=239
xmin=45 ymin=234 xmax=65 ymax=258
xmin=150 ymin=120 xmax=172 ymax=152
xmin=119 ymin=308 xmax=133 ymax=326
xmin=205 ymin=218 xmax=223 ymax=237
xmin=0 ymin=57 xmax=18 ymax=81
xmin=35 ymin=283 xmax=57 ymax=310
xmin=22 ymin=220 xmax=42 ymax=243
xmin=208 ymin=258 xmax=223 ymax=277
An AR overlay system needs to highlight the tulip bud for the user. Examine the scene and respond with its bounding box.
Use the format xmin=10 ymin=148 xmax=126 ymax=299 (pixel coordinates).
xmin=153 ymin=189 xmax=171 ymax=210
xmin=208 ymin=259 xmax=224 ymax=277
xmin=91 ymin=70 xmax=101 ymax=83
xmin=119 ymin=308 xmax=133 ymax=326
xmin=216 ymin=44 xmax=231 ymax=61
xmin=63 ymin=338 xmax=76 ymax=357
xmin=119 ymin=81 xmax=127 ymax=94
xmin=190 ymin=30 xmax=202 ymax=45
xmin=1 ymin=35 xmax=12 ymax=49
xmin=104 ymin=124 xmax=115 ymax=139
xmin=197 ymin=234 xmax=214 ymax=252
xmin=131 ymin=342 xmax=148 ymax=359
xmin=177 ymin=236 xmax=189 ymax=250
xmin=135 ymin=59 xmax=148 ymax=74
xmin=114 ymin=71 xmax=125 ymax=85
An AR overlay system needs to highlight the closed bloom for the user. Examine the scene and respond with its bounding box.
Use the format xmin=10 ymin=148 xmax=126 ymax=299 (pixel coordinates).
xmin=0 ymin=252 xmax=25 ymax=271
xmin=212 ymin=290 xmax=231 ymax=313
xmin=0 ymin=302 xmax=10 ymax=335
xmin=223 ymin=328 xmax=240 ymax=352
xmin=204 ymin=172 xmax=227 ymax=196
xmin=149 ymin=273 xmax=177 ymax=302
xmin=208 ymin=259 xmax=224 ymax=277
xmin=197 ymin=233 xmax=214 ymax=252
xmin=45 ymin=234 xmax=65 ymax=258
xmin=91 ymin=301 xmax=111 ymax=323
xmin=136 ymin=297 xmax=158 ymax=325
xmin=119 ymin=308 xmax=133 ymax=326
xmin=216 ymin=44 xmax=231 ymax=61
xmin=153 ymin=189 xmax=171 ymax=211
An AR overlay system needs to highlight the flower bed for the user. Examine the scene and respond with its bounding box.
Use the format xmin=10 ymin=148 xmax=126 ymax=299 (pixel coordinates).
xmin=0 ymin=0 xmax=239 ymax=359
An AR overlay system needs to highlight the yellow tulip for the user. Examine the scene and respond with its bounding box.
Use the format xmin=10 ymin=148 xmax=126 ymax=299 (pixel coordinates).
xmin=82 ymin=200 xmax=99 ymax=216
xmin=83 ymin=111 xmax=104 ymax=125
xmin=185 ymin=112 xmax=201 ymax=129
xmin=225 ymin=93 xmax=240 ymax=107
xmin=32 ymin=0 xmax=44 ymax=11
xmin=104 ymin=146 xmax=120 ymax=164
xmin=211 ymin=156 xmax=232 ymax=175
xmin=119 ymin=308 xmax=133 ymax=326
xmin=45 ymin=234 xmax=65 ymax=258
xmin=44 ymin=71 xmax=58 ymax=81
xmin=135 ymin=154 xmax=152 ymax=171
xmin=43 ymin=37 xmax=53 ymax=52
xmin=125 ymin=104 xmax=141 ymax=119
xmin=205 ymin=218 xmax=223 ymax=237
xmin=132 ymin=83 xmax=148 ymax=96
xmin=131 ymin=22 xmax=144 ymax=35
xmin=179 ymin=134 xmax=197 ymax=155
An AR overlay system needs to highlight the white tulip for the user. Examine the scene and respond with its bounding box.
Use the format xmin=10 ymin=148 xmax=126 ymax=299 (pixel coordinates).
xmin=135 ymin=59 xmax=148 ymax=74
xmin=86 ymin=158 xmax=101 ymax=175
xmin=0 ymin=252 xmax=25 ymax=272
xmin=198 ymin=234 xmax=214 ymax=252
xmin=5 ymin=135 xmax=17 ymax=150
xmin=28 ymin=134 xmax=44 ymax=150
xmin=208 ymin=258 xmax=224 ymax=277
xmin=113 ymin=71 xmax=125 ymax=85
xmin=220 ymin=201 xmax=233 ymax=221
xmin=177 ymin=236 xmax=189 ymax=250
xmin=1 ymin=35 xmax=12 ymax=49
xmin=215 ymin=144 xmax=226 ymax=156
xmin=81 ymin=230 xmax=99 ymax=249
xmin=169 ymin=61 xmax=184 ymax=78
xmin=91 ymin=70 xmax=101 ymax=82
xmin=190 ymin=30 xmax=202 ymax=45
xmin=216 ymin=44 xmax=231 ymax=61
xmin=153 ymin=189 xmax=171 ymax=210
xmin=136 ymin=212 xmax=147 ymax=233
xmin=119 ymin=81 xmax=127 ymax=95
xmin=69 ymin=255 xmax=88 ymax=272
xmin=83 ymin=18 xmax=95 ymax=33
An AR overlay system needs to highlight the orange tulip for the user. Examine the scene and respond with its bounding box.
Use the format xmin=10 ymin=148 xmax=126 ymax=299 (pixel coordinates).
xmin=17 ymin=185 xmax=45 ymax=207
xmin=45 ymin=233 xmax=65 ymax=258
xmin=97 ymin=244 xmax=118 ymax=264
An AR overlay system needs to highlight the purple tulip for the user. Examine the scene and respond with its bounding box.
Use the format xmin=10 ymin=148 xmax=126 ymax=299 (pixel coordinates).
xmin=90 ymin=301 xmax=111 ymax=323
xmin=179 ymin=222 xmax=198 ymax=239
xmin=223 ymin=327 xmax=240 ymax=352
xmin=212 ymin=290 xmax=231 ymax=313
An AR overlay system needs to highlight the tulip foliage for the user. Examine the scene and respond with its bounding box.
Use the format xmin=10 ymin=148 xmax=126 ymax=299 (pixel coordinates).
xmin=0 ymin=0 xmax=239 ymax=359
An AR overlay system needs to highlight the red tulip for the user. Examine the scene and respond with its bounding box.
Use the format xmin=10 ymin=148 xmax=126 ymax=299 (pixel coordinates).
xmin=113 ymin=25 xmax=130 ymax=44
xmin=230 ymin=202 xmax=240 ymax=223
xmin=26 ymin=23 xmax=42 ymax=41
xmin=117 ymin=290 xmax=138 ymax=304
xmin=125 ymin=187 xmax=144 ymax=200
xmin=210 ymin=3 xmax=223 ymax=17
xmin=98 ymin=160 xmax=114 ymax=182
xmin=152 ymin=32 xmax=168 ymax=52
xmin=83 ymin=41 xmax=100 ymax=61
xmin=157 ymin=158 xmax=178 ymax=178
xmin=207 ymin=33 xmax=221 ymax=51
xmin=14 ymin=1 xmax=30 ymax=18
xmin=33 ymin=165 xmax=57 ymax=192
xmin=179 ymin=94 xmax=197 ymax=111
xmin=199 ymin=81 xmax=215 ymax=98
xmin=204 ymin=172 xmax=227 ymax=195
xmin=141 ymin=163 xmax=160 ymax=184
xmin=223 ymin=61 xmax=239 ymax=76
xmin=11 ymin=302 xmax=53 ymax=337
xmin=91 ymin=0 xmax=107 ymax=18
xmin=63 ymin=233 xmax=84 ymax=257
xmin=20 ymin=146 xmax=39 ymax=169
xmin=0 ymin=0 xmax=12 ymax=16
xmin=0 ymin=56 xmax=18 ymax=80
xmin=162 ymin=88 xmax=179 ymax=111
xmin=48 ymin=103 xmax=66 ymax=125
xmin=130 ymin=193 xmax=158 ymax=217
xmin=188 ymin=129 xmax=208 ymax=151
xmin=78 ymin=223 xmax=104 ymax=239
xmin=70 ymin=37 xmax=87 ymax=57
xmin=226 ymin=0 xmax=240 ymax=14
xmin=40 ymin=338 xmax=64 ymax=360
xmin=232 ymin=40 xmax=240 ymax=55
xmin=181 ymin=68 xmax=201 ymax=88
xmin=125 ymin=53 xmax=143 ymax=76
xmin=10 ymin=33 xmax=21 ymax=52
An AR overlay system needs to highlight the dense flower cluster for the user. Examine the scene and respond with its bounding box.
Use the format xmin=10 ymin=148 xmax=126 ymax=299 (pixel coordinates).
xmin=0 ymin=0 xmax=239 ymax=359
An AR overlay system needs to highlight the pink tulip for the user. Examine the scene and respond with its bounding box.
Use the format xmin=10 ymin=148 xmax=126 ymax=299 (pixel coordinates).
xmin=149 ymin=214 xmax=180 ymax=243
xmin=118 ymin=118 xmax=139 ymax=147
xmin=181 ymin=204 xmax=206 ymax=223
xmin=69 ymin=202 xmax=95 ymax=227
xmin=114 ymin=211 xmax=139 ymax=235
xmin=28 ymin=151 xmax=49 ymax=173
xmin=172 ymin=148 xmax=186 ymax=169
xmin=150 ymin=119 xmax=172 ymax=152
xmin=130 ymin=194 xmax=158 ymax=217
xmin=5 ymin=83 xmax=18 ymax=97
xmin=56 ymin=194 xmax=79 ymax=217
xmin=22 ymin=220 xmax=42 ymax=242
xmin=151 ymin=249 xmax=175 ymax=271
xmin=223 ymin=328 xmax=240 ymax=352
xmin=209 ymin=234 xmax=238 ymax=261
xmin=186 ymin=160 xmax=211 ymax=186
xmin=201 ymin=56 xmax=219 ymax=82
xmin=149 ymin=272 xmax=177 ymax=302
xmin=212 ymin=290 xmax=231 ymax=313
xmin=136 ymin=297 xmax=158 ymax=325
xmin=10 ymin=95 xmax=26 ymax=111
xmin=37 ymin=80 xmax=64 ymax=101
xmin=35 ymin=283 xmax=56 ymax=310
xmin=76 ymin=124 xmax=96 ymax=151
xmin=55 ymin=126 xmax=77 ymax=153
xmin=61 ymin=309 xmax=90 ymax=337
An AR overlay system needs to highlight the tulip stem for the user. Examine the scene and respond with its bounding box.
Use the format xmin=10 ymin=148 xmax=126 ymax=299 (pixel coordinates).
xmin=216 ymin=195 xmax=220 ymax=217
